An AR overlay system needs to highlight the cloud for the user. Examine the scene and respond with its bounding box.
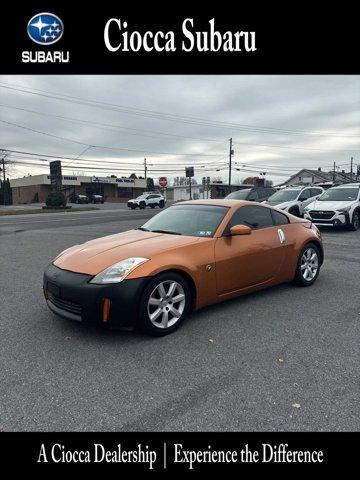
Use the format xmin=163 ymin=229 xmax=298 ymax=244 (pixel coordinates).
xmin=0 ymin=75 xmax=359 ymax=184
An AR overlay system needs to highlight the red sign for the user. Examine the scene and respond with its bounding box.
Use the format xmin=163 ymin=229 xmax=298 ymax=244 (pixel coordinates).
xmin=159 ymin=177 xmax=168 ymax=188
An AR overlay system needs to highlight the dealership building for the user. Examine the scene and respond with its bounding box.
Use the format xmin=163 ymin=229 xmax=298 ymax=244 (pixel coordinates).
xmin=10 ymin=174 xmax=148 ymax=204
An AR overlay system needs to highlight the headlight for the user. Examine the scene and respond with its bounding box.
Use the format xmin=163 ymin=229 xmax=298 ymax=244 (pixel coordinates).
xmin=337 ymin=207 xmax=351 ymax=213
xmin=89 ymin=257 xmax=149 ymax=284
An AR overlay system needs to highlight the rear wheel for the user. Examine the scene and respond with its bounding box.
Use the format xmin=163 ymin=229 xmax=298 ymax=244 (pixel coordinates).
xmin=159 ymin=200 xmax=165 ymax=208
xmin=349 ymin=211 xmax=360 ymax=231
xmin=138 ymin=272 xmax=191 ymax=336
xmin=293 ymin=243 xmax=320 ymax=286
xmin=139 ymin=202 xmax=146 ymax=209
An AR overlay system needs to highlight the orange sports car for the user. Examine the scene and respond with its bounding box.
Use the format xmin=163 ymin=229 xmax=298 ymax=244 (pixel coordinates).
xmin=43 ymin=200 xmax=324 ymax=335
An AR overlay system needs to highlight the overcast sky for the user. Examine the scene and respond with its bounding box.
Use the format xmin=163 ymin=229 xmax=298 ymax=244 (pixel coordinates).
xmin=0 ymin=75 xmax=359 ymax=185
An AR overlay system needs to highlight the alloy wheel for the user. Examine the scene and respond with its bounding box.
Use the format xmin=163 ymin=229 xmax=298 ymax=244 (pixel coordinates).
xmin=300 ymin=247 xmax=319 ymax=281
xmin=147 ymin=280 xmax=186 ymax=329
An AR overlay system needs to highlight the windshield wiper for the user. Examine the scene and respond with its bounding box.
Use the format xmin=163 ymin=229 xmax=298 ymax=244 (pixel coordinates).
xmin=137 ymin=226 xmax=150 ymax=231
xmin=150 ymin=229 xmax=182 ymax=235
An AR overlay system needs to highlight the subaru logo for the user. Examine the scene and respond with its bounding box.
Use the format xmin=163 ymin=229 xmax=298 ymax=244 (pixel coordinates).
xmin=27 ymin=13 xmax=64 ymax=45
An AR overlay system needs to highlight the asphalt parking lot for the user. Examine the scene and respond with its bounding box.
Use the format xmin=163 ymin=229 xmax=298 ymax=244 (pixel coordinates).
xmin=0 ymin=207 xmax=359 ymax=431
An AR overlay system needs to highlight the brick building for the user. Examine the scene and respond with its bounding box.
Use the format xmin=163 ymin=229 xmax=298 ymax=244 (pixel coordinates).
xmin=10 ymin=174 xmax=147 ymax=204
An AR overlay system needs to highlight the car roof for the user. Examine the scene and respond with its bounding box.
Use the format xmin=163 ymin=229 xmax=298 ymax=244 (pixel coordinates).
xmin=177 ymin=199 xmax=253 ymax=208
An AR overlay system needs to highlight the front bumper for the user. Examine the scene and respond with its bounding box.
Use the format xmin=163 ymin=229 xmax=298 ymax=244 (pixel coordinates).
xmin=304 ymin=210 xmax=350 ymax=227
xmin=43 ymin=263 xmax=150 ymax=326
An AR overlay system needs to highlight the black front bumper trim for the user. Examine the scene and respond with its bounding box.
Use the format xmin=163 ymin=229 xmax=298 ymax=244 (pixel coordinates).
xmin=43 ymin=263 xmax=150 ymax=326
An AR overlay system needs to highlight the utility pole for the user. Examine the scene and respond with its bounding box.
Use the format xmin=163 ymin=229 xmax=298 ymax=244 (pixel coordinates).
xmin=228 ymin=138 xmax=233 ymax=193
xmin=1 ymin=151 xmax=7 ymax=207
xmin=333 ymin=161 xmax=336 ymax=182
xmin=144 ymin=158 xmax=147 ymax=179
xmin=350 ymin=157 xmax=353 ymax=180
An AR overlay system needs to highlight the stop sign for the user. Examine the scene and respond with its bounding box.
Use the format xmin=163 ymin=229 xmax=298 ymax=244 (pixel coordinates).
xmin=159 ymin=177 xmax=168 ymax=188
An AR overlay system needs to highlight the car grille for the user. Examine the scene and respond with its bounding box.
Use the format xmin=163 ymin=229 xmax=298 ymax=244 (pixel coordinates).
xmin=48 ymin=292 xmax=82 ymax=316
xmin=309 ymin=210 xmax=335 ymax=220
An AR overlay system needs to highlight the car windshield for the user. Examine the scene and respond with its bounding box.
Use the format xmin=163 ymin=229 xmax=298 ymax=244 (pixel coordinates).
xmin=267 ymin=189 xmax=300 ymax=202
xmin=140 ymin=204 xmax=229 ymax=237
xmin=318 ymin=187 xmax=359 ymax=201
xmin=136 ymin=195 xmax=146 ymax=199
xmin=226 ymin=189 xmax=251 ymax=200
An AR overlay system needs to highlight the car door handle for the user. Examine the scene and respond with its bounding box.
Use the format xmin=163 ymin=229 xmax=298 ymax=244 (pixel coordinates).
xmin=277 ymin=228 xmax=285 ymax=244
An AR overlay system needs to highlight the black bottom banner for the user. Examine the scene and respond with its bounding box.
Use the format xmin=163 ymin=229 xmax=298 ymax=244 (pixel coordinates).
xmin=0 ymin=432 xmax=357 ymax=471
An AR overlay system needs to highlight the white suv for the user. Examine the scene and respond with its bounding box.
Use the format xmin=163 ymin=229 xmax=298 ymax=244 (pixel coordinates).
xmin=264 ymin=186 xmax=324 ymax=217
xmin=128 ymin=192 xmax=166 ymax=210
xmin=304 ymin=183 xmax=360 ymax=230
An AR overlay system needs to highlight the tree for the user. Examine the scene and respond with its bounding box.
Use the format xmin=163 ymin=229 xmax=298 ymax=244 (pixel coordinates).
xmin=0 ymin=150 xmax=15 ymax=179
xmin=243 ymin=176 xmax=259 ymax=185
xmin=46 ymin=192 xmax=67 ymax=208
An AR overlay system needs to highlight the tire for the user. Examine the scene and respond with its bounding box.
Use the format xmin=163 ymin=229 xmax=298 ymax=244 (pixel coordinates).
xmin=349 ymin=210 xmax=360 ymax=231
xmin=159 ymin=200 xmax=165 ymax=208
xmin=139 ymin=202 xmax=146 ymax=209
xmin=293 ymin=242 xmax=321 ymax=287
xmin=138 ymin=272 xmax=191 ymax=336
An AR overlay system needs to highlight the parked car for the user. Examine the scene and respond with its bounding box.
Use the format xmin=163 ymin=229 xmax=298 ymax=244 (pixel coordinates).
xmin=264 ymin=186 xmax=324 ymax=217
xmin=44 ymin=199 xmax=323 ymax=336
xmin=90 ymin=194 xmax=104 ymax=204
xmin=70 ymin=194 xmax=89 ymax=204
xmin=128 ymin=192 xmax=165 ymax=209
xmin=225 ymin=186 xmax=276 ymax=202
xmin=303 ymin=183 xmax=360 ymax=230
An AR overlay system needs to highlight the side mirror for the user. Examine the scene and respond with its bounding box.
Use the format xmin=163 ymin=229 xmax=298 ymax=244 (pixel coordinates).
xmin=230 ymin=224 xmax=252 ymax=236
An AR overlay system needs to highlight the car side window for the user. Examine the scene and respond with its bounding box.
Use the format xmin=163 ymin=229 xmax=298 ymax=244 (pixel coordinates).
xmin=311 ymin=188 xmax=322 ymax=196
xmin=248 ymin=190 xmax=258 ymax=201
xmin=226 ymin=205 xmax=274 ymax=232
xmin=271 ymin=209 xmax=289 ymax=225
xmin=299 ymin=189 xmax=311 ymax=200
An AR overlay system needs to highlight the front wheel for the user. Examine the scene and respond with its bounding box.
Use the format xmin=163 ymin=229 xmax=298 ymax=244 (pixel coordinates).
xmin=138 ymin=272 xmax=191 ymax=336
xmin=293 ymin=243 xmax=320 ymax=287
xmin=349 ymin=211 xmax=360 ymax=231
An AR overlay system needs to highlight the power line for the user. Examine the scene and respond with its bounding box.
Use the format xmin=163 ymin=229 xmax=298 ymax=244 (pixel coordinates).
xmin=0 ymin=103 xmax=224 ymax=144
xmin=1 ymin=81 xmax=359 ymax=138
xmin=0 ymin=120 xmax=225 ymax=157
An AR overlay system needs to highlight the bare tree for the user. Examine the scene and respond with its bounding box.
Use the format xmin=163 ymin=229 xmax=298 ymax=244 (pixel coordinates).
xmin=0 ymin=150 xmax=15 ymax=180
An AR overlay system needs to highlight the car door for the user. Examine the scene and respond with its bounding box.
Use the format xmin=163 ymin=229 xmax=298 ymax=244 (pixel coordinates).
xmin=214 ymin=205 xmax=287 ymax=294
xmin=147 ymin=194 xmax=156 ymax=205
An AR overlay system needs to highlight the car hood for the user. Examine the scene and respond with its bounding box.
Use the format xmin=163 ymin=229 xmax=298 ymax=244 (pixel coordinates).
xmin=53 ymin=229 xmax=201 ymax=275
xmin=266 ymin=200 xmax=295 ymax=208
xmin=306 ymin=200 xmax=356 ymax=211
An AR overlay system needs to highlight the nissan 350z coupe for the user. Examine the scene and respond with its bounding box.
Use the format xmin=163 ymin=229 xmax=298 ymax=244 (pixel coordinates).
xmin=43 ymin=200 xmax=324 ymax=336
